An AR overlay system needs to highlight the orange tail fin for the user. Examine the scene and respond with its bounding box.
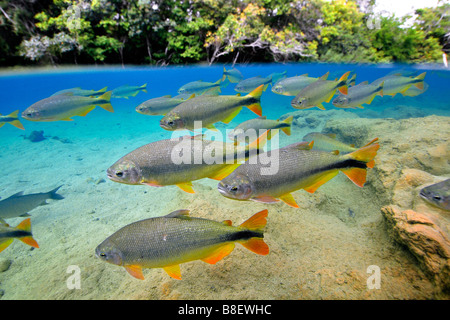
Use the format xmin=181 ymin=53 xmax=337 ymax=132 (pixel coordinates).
xmin=238 ymin=209 xmax=269 ymax=255
xmin=16 ymin=218 xmax=39 ymax=249
xmin=342 ymin=142 xmax=380 ymax=187
xmin=337 ymin=71 xmax=350 ymax=95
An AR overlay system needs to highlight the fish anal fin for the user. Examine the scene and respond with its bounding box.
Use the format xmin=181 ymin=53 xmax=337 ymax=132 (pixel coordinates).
xmin=317 ymin=104 xmax=326 ymax=110
xmin=163 ymin=264 xmax=182 ymax=280
xmin=125 ymin=265 xmax=145 ymax=280
xmin=201 ymin=243 xmax=235 ymax=264
xmin=341 ymin=167 xmax=367 ymax=187
xmin=176 ymin=182 xmax=195 ymax=194
xmin=222 ymin=107 xmax=242 ymax=124
xmin=304 ymin=171 xmax=339 ymax=193
xmin=239 ymin=238 xmax=269 ymax=256
xmin=78 ymin=106 xmax=96 ymax=117
xmin=0 ymin=239 xmax=14 ymax=253
xmin=279 ymin=193 xmax=299 ymax=208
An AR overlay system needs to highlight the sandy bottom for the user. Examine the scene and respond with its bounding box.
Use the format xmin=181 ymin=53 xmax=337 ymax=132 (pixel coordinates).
xmin=0 ymin=107 xmax=447 ymax=300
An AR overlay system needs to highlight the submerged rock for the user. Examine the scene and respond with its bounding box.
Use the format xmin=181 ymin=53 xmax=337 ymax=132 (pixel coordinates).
xmin=0 ymin=258 xmax=12 ymax=272
xmin=381 ymin=205 xmax=450 ymax=292
xmin=24 ymin=130 xmax=46 ymax=142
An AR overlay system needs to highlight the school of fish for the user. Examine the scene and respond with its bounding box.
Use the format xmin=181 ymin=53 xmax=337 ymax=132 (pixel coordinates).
xmin=2 ymin=66 xmax=434 ymax=283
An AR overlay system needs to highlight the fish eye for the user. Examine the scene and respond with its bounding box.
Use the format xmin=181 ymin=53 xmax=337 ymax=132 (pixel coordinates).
xmin=100 ymin=253 xmax=106 ymax=257
xmin=116 ymin=171 xmax=123 ymax=177
xmin=230 ymin=186 xmax=238 ymax=192
xmin=433 ymin=195 xmax=442 ymax=201
xmin=167 ymin=120 xmax=174 ymax=126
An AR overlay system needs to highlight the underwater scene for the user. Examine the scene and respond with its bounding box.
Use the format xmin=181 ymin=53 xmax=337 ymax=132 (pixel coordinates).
xmin=0 ymin=63 xmax=449 ymax=300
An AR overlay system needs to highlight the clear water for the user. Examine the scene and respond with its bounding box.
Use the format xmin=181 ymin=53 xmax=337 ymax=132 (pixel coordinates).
xmin=0 ymin=63 xmax=448 ymax=300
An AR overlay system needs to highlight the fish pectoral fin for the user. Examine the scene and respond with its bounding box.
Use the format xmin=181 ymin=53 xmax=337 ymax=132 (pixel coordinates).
xmin=239 ymin=238 xmax=269 ymax=256
xmin=252 ymin=195 xmax=279 ymax=204
xmin=303 ymin=171 xmax=339 ymax=193
xmin=176 ymin=182 xmax=195 ymax=194
xmin=208 ymin=164 xmax=240 ymax=181
xmin=163 ymin=264 xmax=182 ymax=280
xmin=201 ymin=243 xmax=235 ymax=265
xmin=222 ymin=107 xmax=242 ymax=124
xmin=279 ymin=193 xmax=299 ymax=208
xmin=125 ymin=265 xmax=145 ymax=280
xmin=341 ymin=167 xmax=367 ymax=187
xmin=0 ymin=239 xmax=14 ymax=253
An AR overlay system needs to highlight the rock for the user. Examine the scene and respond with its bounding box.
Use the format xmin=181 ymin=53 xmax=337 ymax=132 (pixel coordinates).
xmin=381 ymin=205 xmax=450 ymax=292
xmin=383 ymin=105 xmax=426 ymax=119
xmin=0 ymin=259 xmax=12 ymax=272
xmin=24 ymin=130 xmax=46 ymax=142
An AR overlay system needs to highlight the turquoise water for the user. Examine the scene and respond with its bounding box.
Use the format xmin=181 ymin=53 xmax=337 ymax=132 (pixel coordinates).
xmin=0 ymin=63 xmax=449 ymax=300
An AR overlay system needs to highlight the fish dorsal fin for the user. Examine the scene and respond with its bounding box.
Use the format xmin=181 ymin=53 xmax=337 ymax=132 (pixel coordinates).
xmin=187 ymin=93 xmax=196 ymax=100
xmin=319 ymin=72 xmax=329 ymax=81
xmin=165 ymin=209 xmax=190 ymax=219
xmin=325 ymin=133 xmax=337 ymax=139
xmin=8 ymin=191 xmax=24 ymax=199
xmin=360 ymin=81 xmax=369 ymax=85
xmin=331 ymin=150 xmax=340 ymax=155
xmin=236 ymin=93 xmax=241 ymax=96
xmin=300 ymin=73 xmax=309 ymax=77
xmin=162 ymin=95 xmax=172 ymax=98
xmin=258 ymin=116 xmax=267 ymax=120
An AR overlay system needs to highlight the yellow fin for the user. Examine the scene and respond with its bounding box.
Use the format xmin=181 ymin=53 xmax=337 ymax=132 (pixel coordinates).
xmin=201 ymin=243 xmax=235 ymax=264
xmin=97 ymin=91 xmax=114 ymax=112
xmin=163 ymin=264 xmax=182 ymax=280
xmin=279 ymin=193 xmax=299 ymax=208
xmin=304 ymin=171 xmax=339 ymax=193
xmin=222 ymin=107 xmax=242 ymax=124
xmin=206 ymin=123 xmax=219 ymax=131
xmin=0 ymin=239 xmax=13 ymax=253
xmin=78 ymin=106 xmax=96 ymax=117
xmin=208 ymin=164 xmax=240 ymax=181
xmin=125 ymin=265 xmax=145 ymax=280
xmin=317 ymin=103 xmax=326 ymax=110
xmin=176 ymin=182 xmax=195 ymax=194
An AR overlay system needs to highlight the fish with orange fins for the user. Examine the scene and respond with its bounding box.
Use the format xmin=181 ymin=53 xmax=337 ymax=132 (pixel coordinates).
xmin=22 ymin=91 xmax=113 ymax=122
xmin=218 ymin=139 xmax=379 ymax=208
xmin=160 ymin=85 xmax=264 ymax=131
xmin=95 ymin=209 xmax=269 ymax=280
xmin=0 ymin=110 xmax=24 ymax=130
xmin=228 ymin=115 xmax=293 ymax=141
xmin=0 ymin=218 xmax=39 ymax=253
xmin=291 ymin=71 xmax=350 ymax=110
xmin=371 ymin=72 xmax=426 ymax=97
xmin=107 ymin=131 xmax=268 ymax=194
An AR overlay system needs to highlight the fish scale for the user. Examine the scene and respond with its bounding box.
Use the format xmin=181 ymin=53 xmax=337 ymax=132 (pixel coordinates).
xmin=96 ymin=209 xmax=269 ymax=280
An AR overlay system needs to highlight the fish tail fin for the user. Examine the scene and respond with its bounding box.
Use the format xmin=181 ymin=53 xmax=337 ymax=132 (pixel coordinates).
xmin=377 ymin=81 xmax=384 ymax=97
xmin=342 ymin=142 xmax=380 ymax=187
xmin=97 ymin=91 xmax=114 ymax=112
xmin=141 ymin=83 xmax=147 ymax=93
xmin=245 ymin=84 xmax=264 ymax=116
xmin=49 ymin=185 xmax=65 ymax=200
xmin=414 ymin=72 xmax=426 ymax=90
xmin=222 ymin=67 xmax=228 ymax=82
xmin=238 ymin=209 xmax=269 ymax=255
xmin=280 ymin=115 xmax=293 ymax=136
xmin=16 ymin=218 xmax=39 ymax=249
xmin=97 ymin=86 xmax=108 ymax=93
xmin=215 ymin=77 xmax=228 ymax=89
xmin=7 ymin=110 xmax=25 ymax=130
xmin=337 ymin=71 xmax=351 ymax=95
xmin=239 ymin=209 xmax=268 ymax=231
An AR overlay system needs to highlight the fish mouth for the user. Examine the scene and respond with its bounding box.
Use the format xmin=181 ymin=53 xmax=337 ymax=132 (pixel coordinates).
xmin=217 ymin=182 xmax=230 ymax=197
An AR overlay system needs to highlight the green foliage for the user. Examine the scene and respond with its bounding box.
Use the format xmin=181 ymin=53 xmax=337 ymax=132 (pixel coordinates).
xmin=0 ymin=0 xmax=447 ymax=66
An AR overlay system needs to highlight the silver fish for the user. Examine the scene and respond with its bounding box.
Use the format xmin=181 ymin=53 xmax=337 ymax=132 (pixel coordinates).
xmin=419 ymin=178 xmax=450 ymax=211
xmin=0 ymin=186 xmax=64 ymax=221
